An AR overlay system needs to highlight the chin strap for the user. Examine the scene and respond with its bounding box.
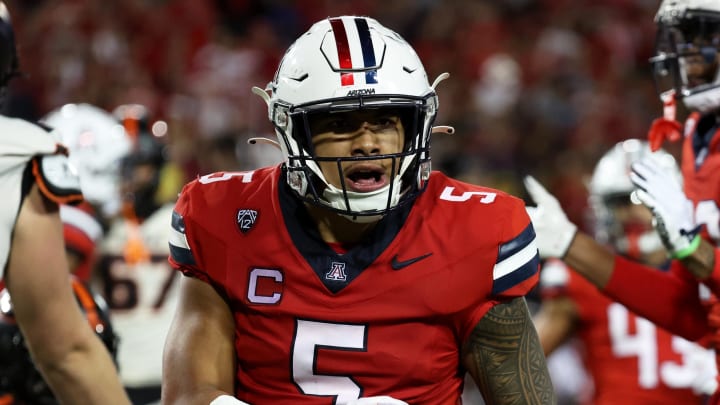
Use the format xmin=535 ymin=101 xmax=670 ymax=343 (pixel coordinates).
xmin=647 ymin=91 xmax=682 ymax=152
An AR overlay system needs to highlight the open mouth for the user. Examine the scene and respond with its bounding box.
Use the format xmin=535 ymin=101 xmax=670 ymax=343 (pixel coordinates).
xmin=344 ymin=164 xmax=388 ymax=192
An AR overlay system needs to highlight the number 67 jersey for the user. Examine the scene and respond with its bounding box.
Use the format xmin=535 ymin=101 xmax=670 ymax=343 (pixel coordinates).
xmin=168 ymin=166 xmax=540 ymax=404
xmin=98 ymin=202 xmax=179 ymax=390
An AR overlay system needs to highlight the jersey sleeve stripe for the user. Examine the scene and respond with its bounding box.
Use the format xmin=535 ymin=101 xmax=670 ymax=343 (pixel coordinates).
xmin=496 ymin=223 xmax=535 ymax=263
xmin=492 ymin=247 xmax=539 ymax=295
xmin=493 ymin=238 xmax=538 ymax=281
xmin=492 ymin=224 xmax=540 ymax=295
xmin=169 ymin=210 xmax=196 ymax=266
xmin=169 ymin=243 xmax=196 ymax=266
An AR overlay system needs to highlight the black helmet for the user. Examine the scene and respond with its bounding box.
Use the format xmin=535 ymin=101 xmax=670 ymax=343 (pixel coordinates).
xmin=113 ymin=104 xmax=165 ymax=169
xmin=113 ymin=103 xmax=167 ymax=220
xmin=0 ymin=2 xmax=19 ymax=88
xmin=0 ymin=277 xmax=118 ymax=404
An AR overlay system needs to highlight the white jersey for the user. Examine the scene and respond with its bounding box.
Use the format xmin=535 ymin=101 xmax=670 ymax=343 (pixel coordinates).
xmin=0 ymin=116 xmax=63 ymax=277
xmin=98 ymin=203 xmax=177 ymax=387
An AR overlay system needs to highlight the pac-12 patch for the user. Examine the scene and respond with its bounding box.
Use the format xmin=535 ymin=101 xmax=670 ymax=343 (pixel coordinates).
xmin=236 ymin=209 xmax=258 ymax=234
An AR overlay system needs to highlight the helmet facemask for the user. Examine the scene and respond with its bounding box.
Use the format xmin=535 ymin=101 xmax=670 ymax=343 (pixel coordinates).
xmin=274 ymin=95 xmax=436 ymax=222
xmin=651 ymin=6 xmax=720 ymax=113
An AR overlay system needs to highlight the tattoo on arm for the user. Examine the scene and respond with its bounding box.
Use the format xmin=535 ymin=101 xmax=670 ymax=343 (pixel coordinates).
xmin=463 ymin=297 xmax=556 ymax=405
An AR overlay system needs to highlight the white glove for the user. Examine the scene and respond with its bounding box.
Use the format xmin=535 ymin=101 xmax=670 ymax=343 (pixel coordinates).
xmin=523 ymin=175 xmax=578 ymax=259
xmin=345 ymin=396 xmax=409 ymax=405
xmin=630 ymin=158 xmax=701 ymax=259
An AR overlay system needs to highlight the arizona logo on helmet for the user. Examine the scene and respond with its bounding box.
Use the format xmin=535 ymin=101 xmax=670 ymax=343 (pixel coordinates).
xmin=324 ymin=16 xmax=383 ymax=87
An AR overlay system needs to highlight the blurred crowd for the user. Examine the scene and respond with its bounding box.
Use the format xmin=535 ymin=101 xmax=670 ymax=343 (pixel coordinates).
xmin=3 ymin=0 xmax=667 ymax=230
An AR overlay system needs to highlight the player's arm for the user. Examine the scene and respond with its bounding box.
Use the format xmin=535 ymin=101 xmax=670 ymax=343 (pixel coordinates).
xmin=462 ymin=297 xmax=556 ymax=405
xmin=680 ymin=238 xmax=720 ymax=294
xmin=5 ymin=183 xmax=130 ymax=405
xmin=162 ymin=275 xmax=236 ymax=404
xmin=532 ymin=296 xmax=577 ymax=357
xmin=525 ymin=176 xmax=710 ymax=341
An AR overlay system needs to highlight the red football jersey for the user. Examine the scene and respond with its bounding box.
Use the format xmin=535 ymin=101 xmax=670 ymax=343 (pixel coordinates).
xmin=169 ymin=166 xmax=540 ymax=404
xmin=541 ymin=260 xmax=709 ymax=405
xmin=681 ymin=113 xmax=720 ymax=251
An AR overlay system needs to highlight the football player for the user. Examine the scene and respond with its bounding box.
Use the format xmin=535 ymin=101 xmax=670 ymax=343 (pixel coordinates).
xmin=0 ymin=2 xmax=129 ymax=404
xmin=534 ymin=139 xmax=716 ymax=404
xmin=96 ymin=103 xmax=177 ymax=405
xmin=162 ymin=15 xmax=554 ymax=404
xmin=41 ymin=103 xmax=134 ymax=283
xmin=525 ymin=1 xmax=720 ymax=402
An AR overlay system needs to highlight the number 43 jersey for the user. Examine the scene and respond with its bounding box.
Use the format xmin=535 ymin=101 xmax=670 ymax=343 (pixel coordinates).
xmin=169 ymin=166 xmax=540 ymax=404
xmin=541 ymin=259 xmax=715 ymax=405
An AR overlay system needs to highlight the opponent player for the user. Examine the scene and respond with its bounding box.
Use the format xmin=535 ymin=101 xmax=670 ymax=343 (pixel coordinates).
xmin=0 ymin=2 xmax=129 ymax=403
xmin=524 ymin=0 xmax=720 ymax=401
xmin=162 ymin=15 xmax=554 ymax=405
xmin=534 ymin=139 xmax=716 ymax=404
xmin=97 ymin=104 xmax=177 ymax=404
xmin=41 ymin=103 xmax=134 ymax=282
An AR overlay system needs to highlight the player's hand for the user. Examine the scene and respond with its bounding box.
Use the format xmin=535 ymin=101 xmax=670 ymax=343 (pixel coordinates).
xmin=345 ymin=396 xmax=408 ymax=405
xmin=630 ymin=158 xmax=700 ymax=259
xmin=523 ymin=175 xmax=577 ymax=259
xmin=647 ymin=117 xmax=682 ymax=152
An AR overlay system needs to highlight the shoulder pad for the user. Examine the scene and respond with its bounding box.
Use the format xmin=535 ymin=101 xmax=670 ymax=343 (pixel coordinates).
xmin=32 ymin=154 xmax=83 ymax=205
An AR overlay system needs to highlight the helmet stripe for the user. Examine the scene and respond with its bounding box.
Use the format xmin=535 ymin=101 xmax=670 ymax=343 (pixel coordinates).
xmin=354 ymin=17 xmax=378 ymax=84
xmin=329 ymin=18 xmax=354 ymax=86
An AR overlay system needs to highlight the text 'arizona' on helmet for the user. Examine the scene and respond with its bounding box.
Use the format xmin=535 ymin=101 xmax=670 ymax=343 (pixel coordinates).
xmin=252 ymin=15 xmax=449 ymax=222
xmin=588 ymin=139 xmax=681 ymax=256
xmin=651 ymin=0 xmax=720 ymax=113
xmin=41 ymin=103 xmax=133 ymax=218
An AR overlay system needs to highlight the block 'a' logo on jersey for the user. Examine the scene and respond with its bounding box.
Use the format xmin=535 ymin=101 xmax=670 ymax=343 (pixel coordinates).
xmin=236 ymin=209 xmax=258 ymax=234
xmin=325 ymin=262 xmax=347 ymax=281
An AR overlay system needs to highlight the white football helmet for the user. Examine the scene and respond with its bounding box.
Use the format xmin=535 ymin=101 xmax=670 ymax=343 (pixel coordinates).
xmin=651 ymin=0 xmax=720 ymax=113
xmin=253 ymin=16 xmax=445 ymax=222
xmin=588 ymin=139 xmax=681 ymax=256
xmin=42 ymin=103 xmax=132 ymax=217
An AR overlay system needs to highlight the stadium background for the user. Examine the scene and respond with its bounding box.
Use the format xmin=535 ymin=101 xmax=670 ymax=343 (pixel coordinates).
xmin=2 ymin=0 xmax=673 ymax=232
